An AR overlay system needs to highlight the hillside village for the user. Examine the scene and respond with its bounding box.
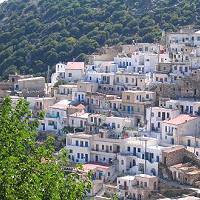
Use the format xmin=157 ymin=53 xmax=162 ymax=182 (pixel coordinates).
xmin=2 ymin=28 xmax=200 ymax=199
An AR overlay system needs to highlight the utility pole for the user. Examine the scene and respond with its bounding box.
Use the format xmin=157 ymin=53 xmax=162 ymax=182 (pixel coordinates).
xmin=194 ymin=121 xmax=198 ymax=154
xmin=144 ymin=139 xmax=147 ymax=174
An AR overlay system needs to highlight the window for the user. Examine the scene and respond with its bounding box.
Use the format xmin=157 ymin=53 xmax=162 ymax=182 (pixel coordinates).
xmin=102 ymin=145 xmax=104 ymax=150
xmin=158 ymin=122 xmax=160 ymax=128
xmin=108 ymin=172 xmax=110 ymax=176
xmin=81 ymin=153 xmax=84 ymax=159
xmin=91 ymin=117 xmax=93 ymax=122
xmin=127 ymin=146 xmax=130 ymax=152
xmin=185 ymin=67 xmax=188 ymax=72
xmin=117 ymin=124 xmax=120 ymax=128
xmin=138 ymin=148 xmax=141 ymax=152
xmin=144 ymin=182 xmax=147 ymax=187
xmin=85 ymin=141 xmax=88 ymax=147
xmin=167 ymin=112 xmax=170 ymax=118
xmin=158 ymin=112 xmax=161 ymax=117
xmin=146 ymin=94 xmax=149 ymax=99
xmin=77 ymin=153 xmax=80 ymax=159
xmin=110 ymin=146 xmax=112 ymax=151
xmin=127 ymin=95 xmax=130 ymax=100
xmin=116 ymin=77 xmax=119 ymax=83
xmin=68 ymin=73 xmax=72 ymax=77
xmin=121 ymin=160 xmax=124 ymax=165
xmin=80 ymin=141 xmax=83 ymax=147
xmin=76 ymin=140 xmax=79 ymax=146
xmin=69 ymin=149 xmax=73 ymax=153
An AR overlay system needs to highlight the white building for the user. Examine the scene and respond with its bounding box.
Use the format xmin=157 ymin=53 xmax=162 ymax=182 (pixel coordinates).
xmin=55 ymin=84 xmax=77 ymax=101
xmin=66 ymin=133 xmax=92 ymax=163
xmin=161 ymin=114 xmax=200 ymax=145
xmin=40 ymin=100 xmax=85 ymax=133
xmin=27 ymin=97 xmax=56 ymax=114
xmin=114 ymin=52 xmax=170 ymax=73
xmin=66 ymin=112 xmax=89 ymax=129
xmin=51 ymin=62 xmax=85 ymax=84
xmin=118 ymin=137 xmax=168 ymax=176
xmin=117 ymin=174 xmax=158 ymax=200
xmin=146 ymin=107 xmax=180 ymax=133
xmin=104 ymin=116 xmax=133 ymax=133
xmin=165 ymin=99 xmax=200 ymax=115
xmin=166 ymin=29 xmax=200 ymax=47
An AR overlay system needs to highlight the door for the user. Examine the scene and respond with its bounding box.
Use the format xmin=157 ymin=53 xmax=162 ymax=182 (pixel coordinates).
xmin=162 ymin=112 xmax=165 ymax=120
xmin=133 ymin=147 xmax=136 ymax=156
xmin=85 ymin=154 xmax=88 ymax=162
xmin=42 ymin=123 xmax=45 ymax=131
xmin=95 ymin=155 xmax=98 ymax=162
xmin=124 ymin=181 xmax=127 ymax=190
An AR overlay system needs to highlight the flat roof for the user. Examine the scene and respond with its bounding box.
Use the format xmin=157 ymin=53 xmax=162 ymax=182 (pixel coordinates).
xmin=18 ymin=77 xmax=45 ymax=81
xmin=83 ymin=163 xmax=110 ymax=172
xmin=163 ymin=114 xmax=198 ymax=126
xmin=135 ymin=174 xmax=157 ymax=179
xmin=69 ymin=112 xmax=89 ymax=119
xmin=59 ymin=84 xmax=77 ymax=88
xmin=68 ymin=133 xmax=93 ymax=139
xmin=118 ymin=175 xmax=136 ymax=181
xmin=124 ymin=90 xmax=154 ymax=94
xmin=166 ymin=99 xmax=200 ymax=104
xmin=36 ymin=97 xmax=55 ymax=100
xmin=162 ymin=145 xmax=185 ymax=153
xmin=149 ymin=106 xmax=179 ymax=111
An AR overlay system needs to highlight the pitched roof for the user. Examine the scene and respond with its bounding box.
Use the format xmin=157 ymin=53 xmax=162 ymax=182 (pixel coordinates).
xmin=163 ymin=114 xmax=198 ymax=126
xmin=66 ymin=62 xmax=85 ymax=70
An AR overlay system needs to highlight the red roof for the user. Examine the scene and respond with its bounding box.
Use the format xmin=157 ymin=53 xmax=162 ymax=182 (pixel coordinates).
xmin=66 ymin=62 xmax=85 ymax=70
xmin=164 ymin=114 xmax=198 ymax=126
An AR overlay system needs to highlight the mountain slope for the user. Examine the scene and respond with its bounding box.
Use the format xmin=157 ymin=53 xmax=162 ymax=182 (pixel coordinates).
xmin=0 ymin=0 xmax=200 ymax=77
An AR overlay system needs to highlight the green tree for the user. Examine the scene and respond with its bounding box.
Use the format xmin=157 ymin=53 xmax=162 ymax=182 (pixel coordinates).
xmin=0 ymin=97 xmax=91 ymax=199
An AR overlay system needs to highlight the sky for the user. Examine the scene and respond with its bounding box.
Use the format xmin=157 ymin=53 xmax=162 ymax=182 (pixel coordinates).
xmin=0 ymin=0 xmax=6 ymax=3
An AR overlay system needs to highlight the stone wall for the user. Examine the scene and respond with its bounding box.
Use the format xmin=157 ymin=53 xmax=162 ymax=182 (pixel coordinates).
xmin=161 ymin=146 xmax=186 ymax=167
